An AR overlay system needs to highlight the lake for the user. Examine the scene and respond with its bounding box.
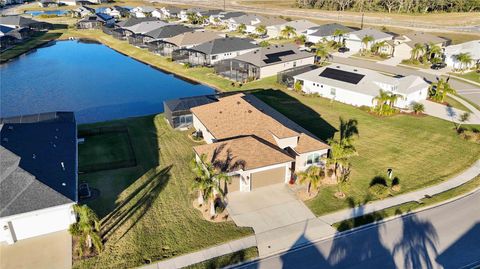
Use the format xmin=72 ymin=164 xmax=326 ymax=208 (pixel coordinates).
xmin=0 ymin=40 xmax=215 ymax=123
xmin=24 ymin=10 xmax=69 ymax=16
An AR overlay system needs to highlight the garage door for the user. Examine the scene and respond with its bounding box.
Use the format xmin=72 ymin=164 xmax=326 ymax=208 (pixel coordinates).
xmin=251 ymin=167 xmax=286 ymax=189
xmin=222 ymin=175 xmax=240 ymax=193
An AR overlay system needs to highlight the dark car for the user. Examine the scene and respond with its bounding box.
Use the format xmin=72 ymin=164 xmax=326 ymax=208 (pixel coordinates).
xmin=338 ymin=47 xmax=350 ymax=53
xmin=431 ymin=62 xmax=447 ymax=70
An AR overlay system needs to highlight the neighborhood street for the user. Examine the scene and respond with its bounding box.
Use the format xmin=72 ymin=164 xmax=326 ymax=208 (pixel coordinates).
xmin=235 ymin=189 xmax=480 ymax=269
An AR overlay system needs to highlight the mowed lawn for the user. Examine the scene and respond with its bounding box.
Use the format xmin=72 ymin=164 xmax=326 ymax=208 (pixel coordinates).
xmin=75 ymin=115 xmax=252 ymax=269
xmin=253 ymin=89 xmax=480 ymax=215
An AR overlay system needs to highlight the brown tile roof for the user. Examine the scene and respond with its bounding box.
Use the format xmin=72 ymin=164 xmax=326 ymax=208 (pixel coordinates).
xmin=403 ymin=31 xmax=449 ymax=47
xmin=295 ymin=133 xmax=330 ymax=154
xmin=164 ymin=31 xmax=223 ymax=47
xmin=193 ymin=136 xmax=294 ymax=171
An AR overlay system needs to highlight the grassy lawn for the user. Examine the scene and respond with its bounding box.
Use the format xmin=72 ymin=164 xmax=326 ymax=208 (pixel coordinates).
xmin=443 ymin=95 xmax=472 ymax=113
xmin=351 ymin=53 xmax=388 ymax=62
xmin=184 ymin=247 xmax=258 ymax=269
xmin=74 ymin=114 xmax=253 ymax=268
xmin=0 ymin=30 xmax=62 ymax=62
xmin=332 ymin=175 xmax=480 ymax=232
xmin=252 ymin=89 xmax=480 ymax=216
xmin=453 ymin=71 xmax=480 ymax=84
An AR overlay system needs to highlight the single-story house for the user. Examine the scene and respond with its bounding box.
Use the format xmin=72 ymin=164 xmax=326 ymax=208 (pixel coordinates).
xmin=244 ymin=15 xmax=286 ymax=35
xmin=71 ymin=6 xmax=96 ymax=18
xmin=160 ymin=6 xmax=183 ymax=19
xmin=444 ymin=40 xmax=480 ymax=69
xmin=130 ymin=6 xmax=156 ymax=18
xmin=163 ymin=95 xmax=219 ymax=129
xmin=0 ymin=112 xmax=78 ymax=245
xmin=344 ymin=28 xmax=393 ymax=53
xmin=305 ymin=23 xmax=354 ymax=44
xmin=38 ymin=0 xmax=59 ymax=8
xmin=179 ymin=7 xmax=206 ymax=21
xmin=124 ymin=20 xmax=173 ymax=46
xmin=266 ymin=20 xmax=318 ymax=39
xmin=209 ymin=11 xmax=246 ymax=25
xmin=137 ymin=24 xmax=192 ymax=47
xmin=0 ymin=15 xmax=51 ymax=30
xmin=151 ymin=9 xmax=163 ymax=19
xmin=148 ymin=30 xmax=223 ymax=57
xmin=0 ymin=26 xmax=31 ymax=49
xmin=104 ymin=6 xmax=130 ymax=18
xmin=294 ymin=64 xmax=429 ymax=109
xmin=191 ymin=93 xmax=329 ymax=193
xmin=383 ymin=31 xmax=450 ymax=59
xmin=77 ymin=13 xmax=115 ymax=29
xmin=215 ymin=44 xmax=315 ymax=82
xmin=172 ymin=37 xmax=259 ymax=66
xmin=115 ymin=17 xmax=158 ymax=28
xmin=226 ymin=14 xmax=263 ymax=32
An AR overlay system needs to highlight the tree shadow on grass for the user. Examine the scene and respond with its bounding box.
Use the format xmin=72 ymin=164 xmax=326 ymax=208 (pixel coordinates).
xmin=101 ymin=165 xmax=172 ymax=242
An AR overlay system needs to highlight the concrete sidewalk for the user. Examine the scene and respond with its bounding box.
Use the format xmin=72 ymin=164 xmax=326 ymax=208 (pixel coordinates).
xmin=318 ymin=159 xmax=480 ymax=225
xmin=141 ymin=236 xmax=257 ymax=269
xmin=420 ymin=100 xmax=480 ymax=124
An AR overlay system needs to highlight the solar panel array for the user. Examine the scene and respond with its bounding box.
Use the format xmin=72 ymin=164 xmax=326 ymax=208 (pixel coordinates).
xmin=319 ymin=68 xmax=365 ymax=84
xmin=263 ymin=50 xmax=296 ymax=64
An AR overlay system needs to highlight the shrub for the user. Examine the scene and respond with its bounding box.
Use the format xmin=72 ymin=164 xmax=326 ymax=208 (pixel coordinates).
xmin=369 ymin=183 xmax=390 ymax=199
xmin=391 ymin=177 xmax=401 ymax=192
xmin=259 ymin=40 xmax=270 ymax=47
xmin=411 ymin=102 xmax=425 ymax=114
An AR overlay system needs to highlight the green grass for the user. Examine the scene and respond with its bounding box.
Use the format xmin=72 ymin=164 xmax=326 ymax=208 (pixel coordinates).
xmin=0 ymin=31 xmax=62 ymax=62
xmin=332 ymin=175 xmax=480 ymax=231
xmin=455 ymin=71 xmax=480 ymax=84
xmin=74 ymin=115 xmax=253 ymax=269
xmin=443 ymin=95 xmax=472 ymax=113
xmin=184 ymin=247 xmax=258 ymax=269
xmin=78 ymin=131 xmax=134 ymax=170
xmin=252 ymin=89 xmax=480 ymax=216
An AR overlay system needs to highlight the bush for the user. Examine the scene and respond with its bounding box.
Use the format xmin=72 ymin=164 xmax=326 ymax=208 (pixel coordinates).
xmin=411 ymin=102 xmax=425 ymax=114
xmin=459 ymin=128 xmax=480 ymax=143
xmin=391 ymin=177 xmax=401 ymax=192
xmin=369 ymin=183 xmax=390 ymax=199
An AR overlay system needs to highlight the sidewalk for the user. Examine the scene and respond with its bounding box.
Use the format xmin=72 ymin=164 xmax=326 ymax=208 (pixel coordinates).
xmin=141 ymin=236 xmax=257 ymax=269
xmin=318 ymin=159 xmax=480 ymax=225
xmin=420 ymin=93 xmax=480 ymax=124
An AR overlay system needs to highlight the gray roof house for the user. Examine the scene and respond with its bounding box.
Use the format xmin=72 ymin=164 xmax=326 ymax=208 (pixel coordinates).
xmin=72 ymin=6 xmax=96 ymax=18
xmin=0 ymin=112 xmax=78 ymax=244
xmin=116 ymin=17 xmax=158 ymax=28
xmin=77 ymin=13 xmax=115 ymax=29
xmin=305 ymin=23 xmax=354 ymax=43
xmin=163 ymin=95 xmax=219 ymax=129
xmin=344 ymin=28 xmax=393 ymax=52
xmin=148 ymin=30 xmax=223 ymax=57
xmin=172 ymin=37 xmax=259 ymax=66
xmin=129 ymin=24 xmax=191 ymax=47
xmin=215 ymin=44 xmax=315 ymax=82
xmin=0 ymin=15 xmax=51 ymax=30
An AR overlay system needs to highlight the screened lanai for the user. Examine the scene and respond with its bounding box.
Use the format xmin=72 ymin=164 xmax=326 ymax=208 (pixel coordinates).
xmin=214 ymin=59 xmax=260 ymax=82
xmin=172 ymin=49 xmax=209 ymax=66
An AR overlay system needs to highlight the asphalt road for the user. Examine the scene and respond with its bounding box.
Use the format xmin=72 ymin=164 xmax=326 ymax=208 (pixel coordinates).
xmin=235 ymin=190 xmax=480 ymax=269
xmin=330 ymin=56 xmax=480 ymax=106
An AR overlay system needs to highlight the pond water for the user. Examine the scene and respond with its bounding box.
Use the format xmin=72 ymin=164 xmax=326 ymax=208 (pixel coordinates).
xmin=0 ymin=40 xmax=215 ymax=123
xmin=24 ymin=10 xmax=68 ymax=16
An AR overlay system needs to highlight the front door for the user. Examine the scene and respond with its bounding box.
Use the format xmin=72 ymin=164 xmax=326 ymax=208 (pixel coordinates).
xmin=240 ymin=175 xmax=251 ymax=192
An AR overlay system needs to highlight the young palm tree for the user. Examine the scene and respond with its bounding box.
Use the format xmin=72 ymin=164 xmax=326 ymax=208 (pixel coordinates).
xmin=411 ymin=102 xmax=425 ymax=114
xmin=237 ymin=23 xmax=246 ymax=34
xmin=315 ymin=43 xmax=330 ymax=63
xmin=371 ymin=40 xmax=387 ymax=55
xmin=456 ymin=112 xmax=471 ymax=131
xmin=325 ymin=139 xmax=358 ymax=196
xmin=361 ymin=35 xmax=374 ymax=54
xmin=187 ymin=12 xmax=200 ymax=24
xmin=339 ymin=117 xmax=359 ymax=146
xmin=280 ymin=25 xmax=296 ymax=39
xmin=427 ymin=42 xmax=443 ymax=61
xmin=372 ymin=89 xmax=391 ymax=114
xmin=69 ymin=204 xmax=103 ymax=258
xmin=410 ymin=43 xmax=426 ymax=61
xmin=455 ymin=52 xmax=473 ymax=72
xmin=429 ymin=78 xmax=456 ymax=103
xmin=256 ymin=24 xmax=267 ymax=36
xmin=372 ymin=90 xmax=402 ymax=115
xmin=297 ymin=165 xmax=324 ymax=196
xmin=333 ymin=28 xmax=347 ymax=44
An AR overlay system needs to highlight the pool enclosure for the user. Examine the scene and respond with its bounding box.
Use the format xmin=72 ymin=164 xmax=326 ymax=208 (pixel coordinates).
xmin=214 ymin=59 xmax=260 ymax=82
xmin=171 ymin=49 xmax=209 ymax=66
xmin=277 ymin=65 xmax=319 ymax=87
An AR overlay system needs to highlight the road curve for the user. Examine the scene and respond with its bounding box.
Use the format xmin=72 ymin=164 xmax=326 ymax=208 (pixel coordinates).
xmin=235 ymin=189 xmax=480 ymax=269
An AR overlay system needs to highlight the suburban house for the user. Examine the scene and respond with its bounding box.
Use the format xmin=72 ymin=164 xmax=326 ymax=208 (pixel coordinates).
xmin=172 ymin=37 xmax=259 ymax=66
xmin=344 ymin=28 xmax=393 ymax=53
xmin=305 ymin=23 xmax=354 ymax=44
xmin=208 ymin=11 xmax=246 ymax=25
xmin=0 ymin=15 xmax=51 ymax=30
xmin=163 ymin=95 xmax=219 ymax=129
xmin=104 ymin=6 xmax=130 ymax=18
xmin=77 ymin=13 xmax=115 ymax=29
xmin=266 ymin=20 xmax=318 ymax=39
xmin=226 ymin=14 xmax=270 ymax=32
xmin=151 ymin=9 xmax=163 ymax=19
xmin=191 ymin=93 xmax=329 ymax=193
xmin=214 ymin=44 xmax=315 ymax=82
xmin=38 ymin=0 xmax=59 ymax=7
xmin=444 ymin=40 xmax=480 ymax=69
xmin=294 ymin=64 xmax=429 ymax=109
xmin=148 ymin=30 xmax=223 ymax=57
xmin=160 ymin=6 xmax=183 ymax=19
xmin=71 ymin=6 xmax=96 ymax=18
xmin=138 ymin=24 xmax=192 ymax=47
xmin=178 ymin=7 xmax=209 ymax=21
xmin=115 ymin=17 xmax=158 ymax=28
xmin=244 ymin=16 xmax=286 ymax=35
xmin=0 ymin=25 xmax=31 ymax=49
xmin=0 ymin=112 xmax=78 ymax=245
xmin=383 ymin=31 xmax=450 ymax=59
xmin=124 ymin=20 xmax=173 ymax=45
xmin=130 ymin=6 xmax=156 ymax=18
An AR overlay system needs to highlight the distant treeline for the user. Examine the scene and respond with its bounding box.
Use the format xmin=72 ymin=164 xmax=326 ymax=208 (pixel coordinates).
xmin=295 ymin=0 xmax=480 ymax=13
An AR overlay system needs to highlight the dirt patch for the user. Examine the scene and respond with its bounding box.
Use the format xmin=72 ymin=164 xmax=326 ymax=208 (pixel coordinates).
xmin=192 ymin=200 xmax=232 ymax=223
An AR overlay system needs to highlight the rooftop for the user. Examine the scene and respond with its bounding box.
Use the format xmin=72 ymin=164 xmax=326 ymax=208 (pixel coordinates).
xmin=164 ymin=94 xmax=218 ymax=112
xmin=163 ymin=30 xmax=223 ymax=47
xmin=144 ymin=24 xmax=192 ymax=39
xmin=189 ymin=37 xmax=258 ymax=55
xmin=116 ymin=17 xmax=158 ymax=28
xmin=124 ymin=20 xmax=170 ymax=34
xmin=403 ymin=31 xmax=449 ymax=47
xmin=308 ymin=23 xmax=354 ymax=37
xmin=349 ymin=28 xmax=393 ymax=40
xmin=232 ymin=44 xmax=313 ymax=67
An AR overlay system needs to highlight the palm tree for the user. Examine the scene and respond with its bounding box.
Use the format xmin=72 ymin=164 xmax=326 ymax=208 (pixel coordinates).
xmin=187 ymin=12 xmax=200 ymax=24
xmin=190 ymin=155 xmax=230 ymax=217
xmin=361 ymin=35 xmax=374 ymax=54
xmin=315 ymin=43 xmax=330 ymax=63
xmin=454 ymin=52 xmax=473 ymax=72
xmin=411 ymin=102 xmax=425 ymax=114
xmin=372 ymin=90 xmax=402 ymax=115
xmin=280 ymin=25 xmax=296 ymax=39
xmin=429 ymin=78 xmax=456 ymax=103
xmin=338 ymin=117 xmax=359 ymax=146
xmin=236 ymin=23 xmax=246 ymax=34
xmin=427 ymin=42 xmax=442 ymax=61
xmin=410 ymin=43 xmax=426 ymax=61
xmin=333 ymin=28 xmax=347 ymax=44
xmin=372 ymin=89 xmax=391 ymax=114
xmin=256 ymin=24 xmax=267 ymax=36
xmin=297 ymin=165 xmax=323 ymax=196
xmin=69 ymin=205 xmax=103 ymax=257
xmin=456 ymin=112 xmax=471 ymax=131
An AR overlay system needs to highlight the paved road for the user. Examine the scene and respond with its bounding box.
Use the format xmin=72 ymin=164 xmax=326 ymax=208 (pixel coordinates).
xmin=331 ymin=56 xmax=480 ymax=106
xmin=235 ymin=190 xmax=480 ymax=269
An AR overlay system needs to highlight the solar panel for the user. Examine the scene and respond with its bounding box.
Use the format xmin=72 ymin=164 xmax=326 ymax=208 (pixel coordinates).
xmin=263 ymin=50 xmax=296 ymax=64
xmin=319 ymin=68 xmax=365 ymax=84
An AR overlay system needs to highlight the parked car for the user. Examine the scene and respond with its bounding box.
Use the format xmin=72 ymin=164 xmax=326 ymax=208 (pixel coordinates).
xmin=338 ymin=47 xmax=350 ymax=53
xmin=431 ymin=62 xmax=447 ymax=70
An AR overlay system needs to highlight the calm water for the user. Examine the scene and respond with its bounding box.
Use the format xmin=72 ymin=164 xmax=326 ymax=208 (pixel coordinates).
xmin=0 ymin=40 xmax=215 ymax=123
xmin=24 ymin=10 xmax=68 ymax=16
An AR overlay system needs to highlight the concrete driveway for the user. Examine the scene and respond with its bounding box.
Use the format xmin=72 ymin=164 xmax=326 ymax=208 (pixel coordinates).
xmin=227 ymin=184 xmax=335 ymax=256
xmin=0 ymin=230 xmax=72 ymax=269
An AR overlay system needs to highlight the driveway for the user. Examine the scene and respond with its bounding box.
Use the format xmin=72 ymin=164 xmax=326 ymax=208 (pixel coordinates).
xmin=0 ymin=230 xmax=72 ymax=269
xmin=227 ymin=184 xmax=335 ymax=257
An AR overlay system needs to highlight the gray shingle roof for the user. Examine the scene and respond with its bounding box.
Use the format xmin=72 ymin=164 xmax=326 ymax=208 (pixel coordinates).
xmin=116 ymin=17 xmax=158 ymax=28
xmin=232 ymin=44 xmax=313 ymax=67
xmin=221 ymin=12 xmax=246 ymax=20
xmin=0 ymin=112 xmax=77 ymax=218
xmin=144 ymin=24 xmax=192 ymax=39
xmin=308 ymin=23 xmax=353 ymax=37
xmin=164 ymin=95 xmax=218 ymax=112
xmin=189 ymin=37 xmax=258 ymax=55
xmin=0 ymin=15 xmax=40 ymax=28
xmin=349 ymin=28 xmax=393 ymax=40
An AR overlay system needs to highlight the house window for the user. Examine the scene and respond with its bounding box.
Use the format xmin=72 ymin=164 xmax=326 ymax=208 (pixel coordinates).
xmin=330 ymin=88 xmax=336 ymax=96
xmin=306 ymin=153 xmax=321 ymax=165
xmin=212 ymin=55 xmax=218 ymax=60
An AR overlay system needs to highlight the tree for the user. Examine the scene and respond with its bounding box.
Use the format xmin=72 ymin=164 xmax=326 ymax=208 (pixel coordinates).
xmin=456 ymin=112 xmax=471 ymax=131
xmin=190 ymin=154 xmax=230 ymax=217
xmin=295 ymin=34 xmax=307 ymax=45
xmin=187 ymin=12 xmax=201 ymax=24
xmin=411 ymin=102 xmax=425 ymax=114
xmin=294 ymin=80 xmax=303 ymax=93
xmin=333 ymin=28 xmax=347 ymax=43
xmin=426 ymin=42 xmax=443 ymax=61
xmin=454 ymin=52 xmax=473 ymax=72
xmin=236 ymin=23 xmax=246 ymax=34
xmin=69 ymin=205 xmax=103 ymax=258
xmin=338 ymin=117 xmax=359 ymax=146
xmin=256 ymin=24 xmax=267 ymax=36
xmin=429 ymin=78 xmax=456 ymax=103
xmin=410 ymin=43 xmax=426 ymax=61
xmin=259 ymin=40 xmax=270 ymax=47
xmin=280 ymin=25 xmax=296 ymax=39
xmin=371 ymin=40 xmax=387 ymax=55
xmin=315 ymin=43 xmax=331 ymax=63
xmin=372 ymin=90 xmax=402 ymax=116
xmin=297 ymin=165 xmax=324 ymax=196
xmin=361 ymin=35 xmax=374 ymax=54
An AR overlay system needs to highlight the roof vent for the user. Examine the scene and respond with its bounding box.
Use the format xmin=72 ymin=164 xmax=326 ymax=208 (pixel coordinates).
xmin=32 ymin=154 xmax=36 ymax=159
xmin=354 ymin=69 xmax=357 ymax=72
xmin=61 ymin=162 xmax=65 ymax=171
xmin=248 ymin=110 xmax=252 ymax=113
xmin=336 ymin=65 xmax=340 ymax=68
xmin=8 ymin=126 xmax=13 ymax=130
xmin=62 ymin=182 xmax=66 ymax=186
